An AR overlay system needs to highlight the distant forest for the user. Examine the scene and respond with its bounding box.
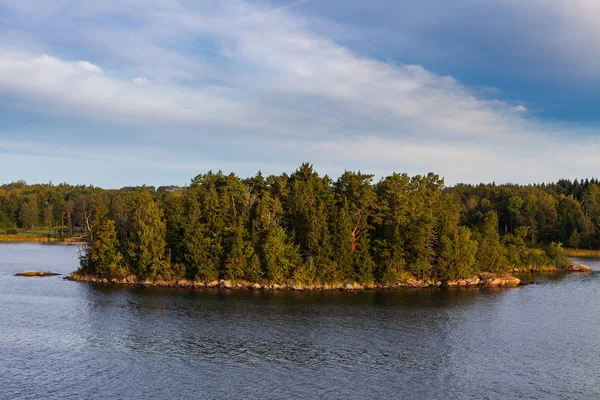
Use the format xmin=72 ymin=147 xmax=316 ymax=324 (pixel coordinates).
xmin=1 ymin=164 xmax=596 ymax=284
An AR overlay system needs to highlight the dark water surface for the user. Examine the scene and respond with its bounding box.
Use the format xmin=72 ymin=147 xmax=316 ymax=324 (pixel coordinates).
xmin=2 ymin=243 xmax=600 ymax=399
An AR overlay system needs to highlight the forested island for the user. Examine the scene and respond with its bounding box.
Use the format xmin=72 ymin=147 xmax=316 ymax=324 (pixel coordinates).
xmin=1 ymin=164 xmax=598 ymax=289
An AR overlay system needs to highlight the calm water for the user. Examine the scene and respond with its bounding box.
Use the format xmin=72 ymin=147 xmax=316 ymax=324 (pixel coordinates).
xmin=1 ymin=243 xmax=600 ymax=399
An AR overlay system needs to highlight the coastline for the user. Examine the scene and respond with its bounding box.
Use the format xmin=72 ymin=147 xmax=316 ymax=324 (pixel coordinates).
xmin=66 ymin=272 xmax=524 ymax=291
xmin=0 ymin=234 xmax=83 ymax=244
xmin=564 ymin=248 xmax=600 ymax=258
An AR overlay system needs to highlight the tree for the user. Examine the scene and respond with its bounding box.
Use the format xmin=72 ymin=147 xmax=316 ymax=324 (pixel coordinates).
xmin=44 ymin=203 xmax=53 ymax=231
xmin=475 ymin=211 xmax=507 ymax=272
xmin=438 ymin=227 xmax=478 ymax=280
xmin=569 ymin=229 xmax=581 ymax=248
xmin=262 ymin=225 xmax=300 ymax=283
xmin=546 ymin=242 xmax=569 ymax=270
xmin=128 ymin=190 xmax=168 ymax=280
xmin=86 ymin=205 xmax=123 ymax=278
xmin=19 ymin=199 xmax=38 ymax=229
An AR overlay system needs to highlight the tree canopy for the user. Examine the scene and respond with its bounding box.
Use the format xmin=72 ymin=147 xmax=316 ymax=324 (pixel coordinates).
xmin=1 ymin=164 xmax=581 ymax=284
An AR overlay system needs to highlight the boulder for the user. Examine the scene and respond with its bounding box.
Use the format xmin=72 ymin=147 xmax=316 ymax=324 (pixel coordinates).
xmin=488 ymin=276 xmax=520 ymax=287
xmin=457 ymin=280 xmax=467 ymax=287
xmin=569 ymin=264 xmax=592 ymax=272
xmin=466 ymin=277 xmax=480 ymax=286
xmin=345 ymin=283 xmax=354 ymax=291
xmin=252 ymin=283 xmax=261 ymax=290
xmin=353 ymin=283 xmax=363 ymax=290
xmin=272 ymin=283 xmax=281 ymax=290
xmin=208 ymin=280 xmax=219 ymax=288
xmin=445 ymin=281 xmax=458 ymax=288
xmin=221 ymin=280 xmax=232 ymax=289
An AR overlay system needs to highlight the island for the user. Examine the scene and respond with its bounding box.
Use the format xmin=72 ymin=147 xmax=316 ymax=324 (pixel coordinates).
xmin=2 ymin=165 xmax=597 ymax=291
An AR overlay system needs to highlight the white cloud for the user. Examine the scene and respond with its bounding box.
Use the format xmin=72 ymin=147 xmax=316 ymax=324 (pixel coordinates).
xmin=0 ymin=0 xmax=599 ymax=185
xmin=75 ymin=61 xmax=102 ymax=74
xmin=132 ymin=77 xmax=149 ymax=85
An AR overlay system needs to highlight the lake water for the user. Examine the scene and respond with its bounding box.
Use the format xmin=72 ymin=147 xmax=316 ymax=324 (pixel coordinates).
xmin=1 ymin=243 xmax=599 ymax=399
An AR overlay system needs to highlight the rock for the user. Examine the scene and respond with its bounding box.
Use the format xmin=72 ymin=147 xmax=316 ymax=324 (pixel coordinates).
xmin=466 ymin=277 xmax=480 ymax=286
xmin=102 ymin=278 xmax=109 ymax=284
xmin=353 ymin=283 xmax=363 ymax=290
xmin=478 ymin=272 xmax=496 ymax=281
xmin=434 ymin=281 xmax=442 ymax=287
xmin=221 ymin=280 xmax=232 ymax=289
xmin=408 ymin=280 xmax=428 ymax=288
xmin=208 ymin=280 xmax=219 ymax=288
xmin=445 ymin=280 xmax=458 ymax=288
xmin=251 ymin=283 xmax=261 ymax=290
xmin=569 ymin=264 xmax=592 ymax=272
xmin=15 ymin=271 xmax=60 ymax=277
xmin=457 ymin=279 xmax=467 ymax=287
xmin=110 ymin=278 xmax=119 ymax=284
xmin=272 ymin=283 xmax=281 ymax=290
xmin=345 ymin=283 xmax=354 ymax=290
xmin=488 ymin=276 xmax=520 ymax=287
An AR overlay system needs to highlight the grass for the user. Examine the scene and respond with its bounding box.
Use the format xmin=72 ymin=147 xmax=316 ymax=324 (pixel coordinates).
xmin=0 ymin=234 xmax=82 ymax=243
xmin=0 ymin=226 xmax=83 ymax=243
xmin=563 ymin=248 xmax=600 ymax=258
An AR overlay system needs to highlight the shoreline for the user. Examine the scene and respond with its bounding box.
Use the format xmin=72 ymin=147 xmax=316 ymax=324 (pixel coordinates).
xmin=564 ymin=248 xmax=600 ymax=258
xmin=0 ymin=234 xmax=83 ymax=244
xmin=67 ymin=272 xmax=524 ymax=291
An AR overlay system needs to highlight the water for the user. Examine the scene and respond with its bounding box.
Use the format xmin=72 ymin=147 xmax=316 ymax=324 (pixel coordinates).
xmin=1 ymin=243 xmax=599 ymax=399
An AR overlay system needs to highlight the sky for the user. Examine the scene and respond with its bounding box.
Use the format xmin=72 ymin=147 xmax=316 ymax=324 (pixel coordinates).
xmin=1 ymin=0 xmax=600 ymax=188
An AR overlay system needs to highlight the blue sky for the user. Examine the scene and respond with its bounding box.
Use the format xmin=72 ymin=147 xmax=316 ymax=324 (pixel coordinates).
xmin=1 ymin=0 xmax=600 ymax=188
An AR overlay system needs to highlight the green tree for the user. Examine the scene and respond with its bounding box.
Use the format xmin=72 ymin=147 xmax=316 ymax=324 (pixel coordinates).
xmin=19 ymin=199 xmax=38 ymax=229
xmin=438 ymin=226 xmax=478 ymax=280
xmin=128 ymin=190 xmax=168 ymax=280
xmin=546 ymin=242 xmax=569 ymax=270
xmin=569 ymin=229 xmax=581 ymax=248
xmin=87 ymin=205 xmax=123 ymax=278
xmin=262 ymin=225 xmax=300 ymax=283
xmin=475 ymin=211 xmax=507 ymax=272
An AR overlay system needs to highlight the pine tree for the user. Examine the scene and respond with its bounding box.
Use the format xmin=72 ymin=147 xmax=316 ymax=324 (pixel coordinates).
xmin=128 ymin=190 xmax=168 ymax=280
xmin=475 ymin=211 xmax=507 ymax=272
xmin=87 ymin=205 xmax=123 ymax=278
xmin=438 ymin=226 xmax=478 ymax=280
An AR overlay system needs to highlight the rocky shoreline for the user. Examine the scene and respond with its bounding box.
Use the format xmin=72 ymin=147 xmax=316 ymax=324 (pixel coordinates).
xmin=67 ymin=272 xmax=526 ymax=291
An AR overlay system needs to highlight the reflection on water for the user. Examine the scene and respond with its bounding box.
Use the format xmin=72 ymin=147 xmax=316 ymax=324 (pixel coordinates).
xmin=1 ymin=244 xmax=600 ymax=399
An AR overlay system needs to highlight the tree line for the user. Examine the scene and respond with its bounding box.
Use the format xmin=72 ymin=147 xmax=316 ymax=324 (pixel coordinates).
xmin=1 ymin=164 xmax=590 ymax=284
